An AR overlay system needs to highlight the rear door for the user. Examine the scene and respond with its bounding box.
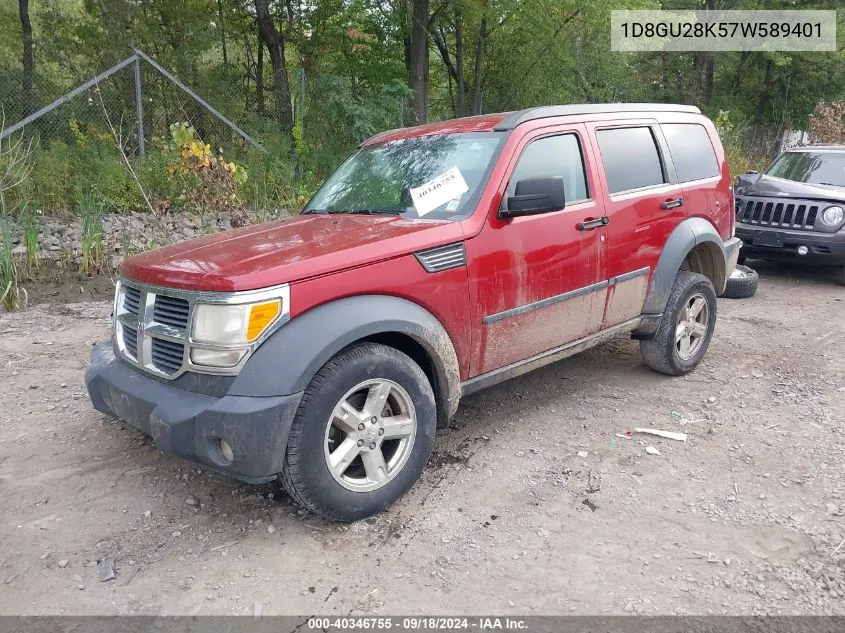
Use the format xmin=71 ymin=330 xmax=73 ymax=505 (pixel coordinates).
xmin=588 ymin=121 xmax=685 ymax=328
xmin=659 ymin=121 xmax=727 ymax=230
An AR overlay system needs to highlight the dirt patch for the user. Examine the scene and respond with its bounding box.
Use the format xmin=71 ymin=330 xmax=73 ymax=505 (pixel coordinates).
xmin=0 ymin=260 xmax=843 ymax=615
xmin=21 ymin=274 xmax=118 ymax=307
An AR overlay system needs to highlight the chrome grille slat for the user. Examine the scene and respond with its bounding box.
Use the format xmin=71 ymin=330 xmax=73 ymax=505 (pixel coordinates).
xmin=122 ymin=326 xmax=138 ymax=358
xmin=736 ymin=196 xmax=821 ymax=231
xmin=153 ymin=295 xmax=190 ymax=329
xmin=123 ymin=286 xmax=141 ymax=315
xmin=151 ymin=337 xmax=185 ymax=374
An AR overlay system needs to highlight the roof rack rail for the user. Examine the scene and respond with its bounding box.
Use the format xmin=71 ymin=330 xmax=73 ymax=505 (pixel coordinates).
xmin=494 ymin=103 xmax=701 ymax=131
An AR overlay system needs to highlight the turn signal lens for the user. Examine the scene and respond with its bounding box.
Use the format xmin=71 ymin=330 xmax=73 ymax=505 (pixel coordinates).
xmin=247 ymin=300 xmax=281 ymax=341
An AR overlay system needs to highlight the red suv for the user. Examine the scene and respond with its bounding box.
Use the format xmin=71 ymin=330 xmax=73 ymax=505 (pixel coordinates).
xmin=86 ymin=104 xmax=741 ymax=521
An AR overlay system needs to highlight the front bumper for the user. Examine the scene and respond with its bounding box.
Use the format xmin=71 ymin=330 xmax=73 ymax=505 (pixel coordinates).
xmin=85 ymin=343 xmax=302 ymax=483
xmin=736 ymin=223 xmax=845 ymax=265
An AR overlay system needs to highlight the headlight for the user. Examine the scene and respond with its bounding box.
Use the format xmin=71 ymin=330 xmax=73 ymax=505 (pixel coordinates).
xmin=734 ymin=186 xmax=746 ymax=196
xmin=821 ymin=205 xmax=844 ymax=226
xmin=190 ymin=295 xmax=285 ymax=367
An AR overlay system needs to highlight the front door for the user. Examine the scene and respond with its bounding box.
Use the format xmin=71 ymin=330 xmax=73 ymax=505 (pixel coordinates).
xmin=466 ymin=125 xmax=608 ymax=375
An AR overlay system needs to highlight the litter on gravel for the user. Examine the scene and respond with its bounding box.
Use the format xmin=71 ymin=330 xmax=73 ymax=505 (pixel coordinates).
xmin=97 ymin=558 xmax=116 ymax=582
xmin=634 ymin=428 xmax=688 ymax=442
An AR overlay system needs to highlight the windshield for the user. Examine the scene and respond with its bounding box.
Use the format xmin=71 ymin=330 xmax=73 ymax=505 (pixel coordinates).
xmin=304 ymin=132 xmax=505 ymax=219
xmin=766 ymin=151 xmax=845 ymax=187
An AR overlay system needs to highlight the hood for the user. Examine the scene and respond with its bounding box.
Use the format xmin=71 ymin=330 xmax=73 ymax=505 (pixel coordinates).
xmin=120 ymin=214 xmax=463 ymax=292
xmin=735 ymin=172 xmax=845 ymax=202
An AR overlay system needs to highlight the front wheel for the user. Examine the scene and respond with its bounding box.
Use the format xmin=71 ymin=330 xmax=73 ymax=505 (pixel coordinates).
xmin=281 ymin=343 xmax=436 ymax=521
xmin=640 ymin=271 xmax=718 ymax=376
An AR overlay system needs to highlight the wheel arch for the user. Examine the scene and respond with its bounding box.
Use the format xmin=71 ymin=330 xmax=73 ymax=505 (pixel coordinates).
xmin=680 ymin=240 xmax=726 ymax=293
xmin=634 ymin=217 xmax=728 ymax=338
xmin=229 ymin=295 xmax=461 ymax=429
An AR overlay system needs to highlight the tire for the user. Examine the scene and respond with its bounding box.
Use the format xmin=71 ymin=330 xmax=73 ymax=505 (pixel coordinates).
xmin=281 ymin=342 xmax=436 ymax=522
xmin=721 ymin=264 xmax=759 ymax=299
xmin=640 ymin=271 xmax=718 ymax=376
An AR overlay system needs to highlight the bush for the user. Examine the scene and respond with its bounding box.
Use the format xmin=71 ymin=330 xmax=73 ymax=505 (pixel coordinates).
xmin=18 ymin=137 xmax=142 ymax=214
xmin=240 ymin=150 xmax=316 ymax=215
xmin=715 ymin=110 xmax=771 ymax=177
xmin=136 ymin=151 xmax=185 ymax=214
xmin=163 ymin=122 xmax=248 ymax=214
xmin=808 ymin=101 xmax=844 ymax=144
xmin=13 ymin=117 xmax=317 ymax=217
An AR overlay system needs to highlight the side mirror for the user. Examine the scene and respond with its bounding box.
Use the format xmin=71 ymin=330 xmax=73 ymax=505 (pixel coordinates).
xmin=499 ymin=177 xmax=566 ymax=220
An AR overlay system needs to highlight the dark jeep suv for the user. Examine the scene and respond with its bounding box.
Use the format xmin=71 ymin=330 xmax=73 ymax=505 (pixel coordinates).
xmin=734 ymin=145 xmax=845 ymax=284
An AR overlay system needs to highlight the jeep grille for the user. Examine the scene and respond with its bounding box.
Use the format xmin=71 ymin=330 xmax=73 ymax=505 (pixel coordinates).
xmin=736 ymin=196 xmax=819 ymax=231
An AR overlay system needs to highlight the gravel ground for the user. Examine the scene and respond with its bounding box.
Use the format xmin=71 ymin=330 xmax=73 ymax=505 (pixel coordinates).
xmin=0 ymin=260 xmax=843 ymax=616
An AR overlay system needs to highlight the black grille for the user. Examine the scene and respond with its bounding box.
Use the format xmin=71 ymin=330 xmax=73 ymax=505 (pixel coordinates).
xmin=122 ymin=326 xmax=138 ymax=358
xmin=123 ymin=286 xmax=141 ymax=315
xmin=153 ymin=295 xmax=190 ymax=329
xmin=151 ymin=338 xmax=185 ymax=374
xmin=736 ymin=197 xmax=819 ymax=230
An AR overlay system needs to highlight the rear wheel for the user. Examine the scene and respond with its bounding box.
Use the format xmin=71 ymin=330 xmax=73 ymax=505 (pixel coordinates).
xmin=281 ymin=343 xmax=436 ymax=522
xmin=640 ymin=271 xmax=717 ymax=376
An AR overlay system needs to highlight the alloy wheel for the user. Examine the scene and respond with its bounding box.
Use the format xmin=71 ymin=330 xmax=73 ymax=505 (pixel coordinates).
xmin=323 ymin=379 xmax=417 ymax=492
xmin=675 ymin=292 xmax=709 ymax=361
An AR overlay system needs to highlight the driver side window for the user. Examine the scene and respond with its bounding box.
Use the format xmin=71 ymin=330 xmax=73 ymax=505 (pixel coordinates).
xmin=506 ymin=134 xmax=589 ymax=204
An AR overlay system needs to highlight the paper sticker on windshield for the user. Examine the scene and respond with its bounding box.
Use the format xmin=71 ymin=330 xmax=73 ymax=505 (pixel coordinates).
xmin=445 ymin=197 xmax=461 ymax=212
xmin=410 ymin=166 xmax=469 ymax=216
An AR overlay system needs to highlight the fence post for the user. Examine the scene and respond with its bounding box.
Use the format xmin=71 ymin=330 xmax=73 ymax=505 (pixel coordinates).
xmin=133 ymin=56 xmax=145 ymax=158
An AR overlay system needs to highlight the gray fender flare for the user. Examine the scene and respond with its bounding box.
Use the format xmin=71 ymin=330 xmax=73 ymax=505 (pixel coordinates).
xmin=229 ymin=295 xmax=461 ymax=427
xmin=634 ymin=217 xmax=728 ymax=337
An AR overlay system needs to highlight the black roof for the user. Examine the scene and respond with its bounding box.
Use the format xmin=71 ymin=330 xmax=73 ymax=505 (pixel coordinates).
xmin=494 ymin=103 xmax=702 ymax=131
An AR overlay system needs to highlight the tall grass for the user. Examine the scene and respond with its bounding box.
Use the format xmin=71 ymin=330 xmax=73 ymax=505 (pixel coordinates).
xmin=0 ymin=194 xmax=25 ymax=310
xmin=0 ymin=115 xmax=35 ymax=309
xmin=79 ymin=189 xmax=104 ymax=276
xmin=19 ymin=201 xmax=41 ymax=273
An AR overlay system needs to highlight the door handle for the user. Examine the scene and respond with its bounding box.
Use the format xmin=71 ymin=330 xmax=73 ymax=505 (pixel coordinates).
xmin=661 ymin=197 xmax=685 ymax=210
xmin=577 ymin=216 xmax=609 ymax=231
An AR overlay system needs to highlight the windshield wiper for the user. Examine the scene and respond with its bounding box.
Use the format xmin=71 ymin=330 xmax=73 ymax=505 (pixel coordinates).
xmin=330 ymin=209 xmax=403 ymax=215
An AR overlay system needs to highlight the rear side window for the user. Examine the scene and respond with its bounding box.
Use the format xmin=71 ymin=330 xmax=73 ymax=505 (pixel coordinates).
xmin=662 ymin=123 xmax=719 ymax=182
xmin=507 ymin=134 xmax=589 ymax=203
xmin=596 ymin=127 xmax=666 ymax=194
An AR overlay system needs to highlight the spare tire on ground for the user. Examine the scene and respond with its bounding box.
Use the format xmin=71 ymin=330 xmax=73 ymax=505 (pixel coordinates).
xmin=721 ymin=264 xmax=759 ymax=299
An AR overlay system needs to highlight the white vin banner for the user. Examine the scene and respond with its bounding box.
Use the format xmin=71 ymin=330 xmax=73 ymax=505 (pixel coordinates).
xmin=611 ymin=10 xmax=836 ymax=52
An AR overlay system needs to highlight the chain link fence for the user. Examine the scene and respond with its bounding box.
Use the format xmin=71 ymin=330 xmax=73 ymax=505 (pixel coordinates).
xmin=0 ymin=48 xmax=410 ymax=216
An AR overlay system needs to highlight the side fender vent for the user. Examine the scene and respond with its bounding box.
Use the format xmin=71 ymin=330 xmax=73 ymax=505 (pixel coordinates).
xmin=415 ymin=243 xmax=466 ymax=273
